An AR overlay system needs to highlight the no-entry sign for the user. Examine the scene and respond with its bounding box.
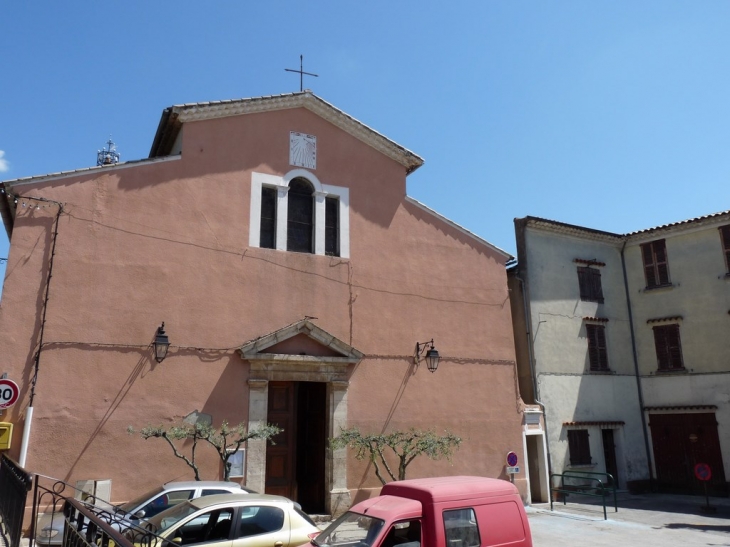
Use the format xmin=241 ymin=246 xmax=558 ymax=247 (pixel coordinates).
xmin=0 ymin=378 xmax=19 ymax=409
xmin=694 ymin=463 xmax=712 ymax=481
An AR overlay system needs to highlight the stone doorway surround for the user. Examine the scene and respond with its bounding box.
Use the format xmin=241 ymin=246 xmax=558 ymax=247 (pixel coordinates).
xmin=239 ymin=319 xmax=363 ymax=516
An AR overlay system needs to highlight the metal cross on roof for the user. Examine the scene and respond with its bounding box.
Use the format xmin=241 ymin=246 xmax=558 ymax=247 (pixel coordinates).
xmin=285 ymin=55 xmax=318 ymax=92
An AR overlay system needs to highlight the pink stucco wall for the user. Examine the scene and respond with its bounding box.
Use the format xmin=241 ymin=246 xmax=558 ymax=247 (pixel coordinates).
xmin=0 ymin=106 xmax=524 ymax=505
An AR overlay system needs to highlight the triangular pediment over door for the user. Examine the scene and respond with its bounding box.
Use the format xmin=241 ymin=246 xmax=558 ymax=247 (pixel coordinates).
xmin=239 ymin=319 xmax=363 ymax=382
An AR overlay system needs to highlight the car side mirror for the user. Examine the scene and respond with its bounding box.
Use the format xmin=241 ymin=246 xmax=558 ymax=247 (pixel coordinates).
xmin=133 ymin=510 xmax=146 ymax=519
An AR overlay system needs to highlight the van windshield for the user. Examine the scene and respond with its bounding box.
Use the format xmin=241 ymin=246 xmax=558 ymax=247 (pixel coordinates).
xmin=315 ymin=512 xmax=385 ymax=547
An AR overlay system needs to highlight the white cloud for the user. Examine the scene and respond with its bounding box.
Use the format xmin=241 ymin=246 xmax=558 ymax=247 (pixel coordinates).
xmin=0 ymin=151 xmax=8 ymax=172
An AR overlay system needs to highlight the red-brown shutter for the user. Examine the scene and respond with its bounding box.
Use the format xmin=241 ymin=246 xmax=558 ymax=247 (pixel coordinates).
xmin=586 ymin=324 xmax=608 ymax=371
xmin=720 ymin=225 xmax=730 ymax=272
xmin=654 ymin=240 xmax=670 ymax=285
xmin=653 ymin=324 xmax=683 ymax=370
xmin=642 ymin=240 xmax=670 ymax=288
xmin=653 ymin=325 xmax=670 ymax=369
xmin=667 ymin=324 xmax=683 ymax=369
xmin=642 ymin=243 xmax=657 ymax=287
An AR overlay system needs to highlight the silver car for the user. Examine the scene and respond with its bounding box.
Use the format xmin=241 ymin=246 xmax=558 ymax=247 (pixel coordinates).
xmin=36 ymin=480 xmax=253 ymax=545
xmin=133 ymin=493 xmax=319 ymax=547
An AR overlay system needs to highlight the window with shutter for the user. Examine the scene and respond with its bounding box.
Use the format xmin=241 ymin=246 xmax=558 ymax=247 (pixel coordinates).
xmin=720 ymin=225 xmax=730 ymax=274
xmin=641 ymin=239 xmax=671 ymax=288
xmin=259 ymin=187 xmax=277 ymax=249
xmin=586 ymin=324 xmax=609 ymax=371
xmin=567 ymin=430 xmax=591 ymax=465
xmin=577 ymin=267 xmax=604 ymax=303
xmin=325 ymin=196 xmax=339 ymax=256
xmin=653 ymin=324 xmax=684 ymax=370
xmin=287 ymin=178 xmax=314 ymax=253
xmin=250 ymin=171 xmax=350 ymax=258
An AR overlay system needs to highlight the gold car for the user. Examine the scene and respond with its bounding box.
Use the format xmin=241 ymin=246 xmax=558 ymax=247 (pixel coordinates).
xmin=133 ymin=494 xmax=319 ymax=547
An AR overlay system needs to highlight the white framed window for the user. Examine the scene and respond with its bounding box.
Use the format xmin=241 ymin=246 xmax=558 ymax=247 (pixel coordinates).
xmin=249 ymin=169 xmax=350 ymax=258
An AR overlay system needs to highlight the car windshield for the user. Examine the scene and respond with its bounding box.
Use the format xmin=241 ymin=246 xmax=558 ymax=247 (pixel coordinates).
xmin=314 ymin=512 xmax=384 ymax=547
xmin=118 ymin=486 xmax=165 ymax=514
xmin=144 ymin=501 xmax=199 ymax=535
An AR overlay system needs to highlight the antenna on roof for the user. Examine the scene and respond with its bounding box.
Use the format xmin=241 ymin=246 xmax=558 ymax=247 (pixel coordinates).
xmin=97 ymin=137 xmax=120 ymax=166
xmin=285 ymin=55 xmax=318 ymax=92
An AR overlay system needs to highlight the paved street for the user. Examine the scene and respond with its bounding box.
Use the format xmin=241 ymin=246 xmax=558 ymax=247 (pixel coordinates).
xmin=528 ymin=493 xmax=730 ymax=547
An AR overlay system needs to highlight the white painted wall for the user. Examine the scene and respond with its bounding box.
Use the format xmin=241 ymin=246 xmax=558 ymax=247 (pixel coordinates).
xmin=521 ymin=226 xmax=649 ymax=486
xmin=517 ymin=216 xmax=730 ymax=490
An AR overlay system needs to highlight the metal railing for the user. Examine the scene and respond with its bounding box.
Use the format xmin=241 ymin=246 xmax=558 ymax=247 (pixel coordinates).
xmin=61 ymin=498 xmax=177 ymax=547
xmin=550 ymin=471 xmax=618 ymax=520
xmin=30 ymin=475 xmax=174 ymax=547
xmin=0 ymin=454 xmax=33 ymax=547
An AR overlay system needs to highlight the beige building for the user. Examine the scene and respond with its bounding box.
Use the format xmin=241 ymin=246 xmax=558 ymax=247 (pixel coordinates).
xmin=510 ymin=211 xmax=730 ymax=500
xmin=0 ymin=92 xmax=526 ymax=515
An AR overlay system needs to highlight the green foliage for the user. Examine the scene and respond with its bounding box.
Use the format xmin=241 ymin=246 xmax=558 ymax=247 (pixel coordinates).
xmin=128 ymin=421 xmax=281 ymax=481
xmin=330 ymin=427 xmax=462 ymax=484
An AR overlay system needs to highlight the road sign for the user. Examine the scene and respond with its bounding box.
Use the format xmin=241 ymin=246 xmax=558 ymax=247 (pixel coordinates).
xmin=694 ymin=463 xmax=712 ymax=481
xmin=506 ymin=451 xmax=519 ymax=467
xmin=506 ymin=466 xmax=520 ymax=474
xmin=0 ymin=378 xmax=19 ymax=409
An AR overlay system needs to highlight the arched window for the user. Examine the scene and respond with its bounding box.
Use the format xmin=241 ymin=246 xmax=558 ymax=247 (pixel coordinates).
xmin=249 ymin=170 xmax=350 ymax=258
xmin=287 ymin=177 xmax=314 ymax=253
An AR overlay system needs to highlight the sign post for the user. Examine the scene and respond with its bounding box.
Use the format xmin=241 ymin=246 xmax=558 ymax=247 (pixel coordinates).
xmin=0 ymin=378 xmax=19 ymax=410
xmin=506 ymin=451 xmax=519 ymax=482
xmin=694 ymin=463 xmax=715 ymax=513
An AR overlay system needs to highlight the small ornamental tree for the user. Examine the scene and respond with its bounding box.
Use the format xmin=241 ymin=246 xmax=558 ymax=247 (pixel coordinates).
xmin=128 ymin=420 xmax=281 ymax=481
xmin=330 ymin=427 xmax=462 ymax=484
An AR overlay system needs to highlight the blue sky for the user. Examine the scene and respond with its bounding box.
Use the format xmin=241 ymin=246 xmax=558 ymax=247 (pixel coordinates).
xmin=2 ymin=2 xmax=729 ymax=287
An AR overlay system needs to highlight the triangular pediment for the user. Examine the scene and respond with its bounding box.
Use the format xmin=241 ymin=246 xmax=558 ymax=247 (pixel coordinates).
xmin=239 ymin=319 xmax=363 ymax=364
xmin=149 ymin=91 xmax=423 ymax=174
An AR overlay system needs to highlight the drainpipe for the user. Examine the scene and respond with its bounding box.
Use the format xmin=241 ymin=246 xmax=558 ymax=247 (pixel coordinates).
xmin=19 ymin=198 xmax=63 ymax=467
xmin=515 ymin=274 xmax=553 ymax=482
xmin=620 ymin=240 xmax=654 ymax=487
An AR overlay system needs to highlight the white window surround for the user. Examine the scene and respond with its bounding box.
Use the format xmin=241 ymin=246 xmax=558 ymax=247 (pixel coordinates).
xmin=249 ymin=169 xmax=350 ymax=258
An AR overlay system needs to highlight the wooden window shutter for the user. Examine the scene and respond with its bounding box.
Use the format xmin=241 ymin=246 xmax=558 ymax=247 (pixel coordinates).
xmin=287 ymin=178 xmax=314 ymax=253
xmin=653 ymin=324 xmax=683 ymax=370
xmin=720 ymin=225 xmax=730 ymax=272
xmin=259 ymin=186 xmax=277 ymax=249
xmin=642 ymin=240 xmax=670 ymax=288
xmin=578 ymin=267 xmax=589 ymax=300
xmin=586 ymin=324 xmax=608 ymax=371
xmin=590 ymin=268 xmax=604 ymax=303
xmin=325 ymin=196 xmax=339 ymax=257
xmin=654 ymin=240 xmax=670 ymax=285
xmin=666 ymin=324 xmax=683 ymax=369
xmin=567 ymin=430 xmax=591 ymax=465
xmin=642 ymin=243 xmax=657 ymax=287
xmin=577 ymin=267 xmax=604 ymax=303
xmin=653 ymin=326 xmax=669 ymax=369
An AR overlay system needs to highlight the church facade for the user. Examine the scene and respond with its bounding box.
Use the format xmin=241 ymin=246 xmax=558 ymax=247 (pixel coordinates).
xmin=0 ymin=92 xmax=524 ymax=514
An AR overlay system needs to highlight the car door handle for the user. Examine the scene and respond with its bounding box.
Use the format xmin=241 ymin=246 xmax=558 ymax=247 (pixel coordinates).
xmin=274 ymin=542 xmax=283 ymax=547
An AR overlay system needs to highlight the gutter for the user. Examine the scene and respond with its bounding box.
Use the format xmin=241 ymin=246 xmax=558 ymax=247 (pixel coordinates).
xmin=0 ymin=183 xmax=14 ymax=237
xmin=514 ymin=273 xmax=553 ymax=483
xmin=620 ymin=239 xmax=654 ymax=487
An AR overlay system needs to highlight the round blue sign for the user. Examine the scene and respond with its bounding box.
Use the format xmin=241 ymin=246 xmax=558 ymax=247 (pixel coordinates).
xmin=694 ymin=463 xmax=712 ymax=481
xmin=506 ymin=451 xmax=518 ymax=467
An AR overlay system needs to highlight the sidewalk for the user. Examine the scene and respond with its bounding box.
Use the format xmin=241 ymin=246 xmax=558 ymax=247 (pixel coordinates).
xmin=527 ymin=492 xmax=730 ymax=547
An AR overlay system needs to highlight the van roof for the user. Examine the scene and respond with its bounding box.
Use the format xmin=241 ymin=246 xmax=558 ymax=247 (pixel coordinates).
xmin=380 ymin=476 xmax=519 ymax=503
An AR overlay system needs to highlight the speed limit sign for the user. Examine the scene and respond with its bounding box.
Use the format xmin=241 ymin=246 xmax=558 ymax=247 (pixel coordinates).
xmin=0 ymin=379 xmax=19 ymax=409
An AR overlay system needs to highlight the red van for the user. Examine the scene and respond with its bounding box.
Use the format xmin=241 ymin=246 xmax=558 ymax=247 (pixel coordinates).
xmin=310 ymin=476 xmax=532 ymax=547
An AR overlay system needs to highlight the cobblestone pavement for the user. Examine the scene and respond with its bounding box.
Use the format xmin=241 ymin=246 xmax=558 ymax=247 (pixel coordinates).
xmin=528 ymin=493 xmax=730 ymax=547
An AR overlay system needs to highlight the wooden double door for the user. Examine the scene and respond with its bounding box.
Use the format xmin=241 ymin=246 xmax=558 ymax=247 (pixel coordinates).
xmin=649 ymin=412 xmax=727 ymax=495
xmin=265 ymin=381 xmax=327 ymax=513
